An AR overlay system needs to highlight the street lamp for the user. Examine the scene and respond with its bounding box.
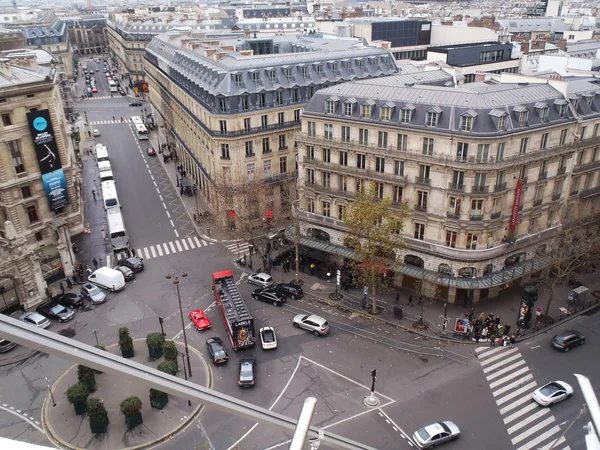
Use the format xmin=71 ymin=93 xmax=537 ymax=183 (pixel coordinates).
xmin=165 ymin=272 xmax=192 ymax=378
xmin=45 ymin=377 xmax=56 ymax=407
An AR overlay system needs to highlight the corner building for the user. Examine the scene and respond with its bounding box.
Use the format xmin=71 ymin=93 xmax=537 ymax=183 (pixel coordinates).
xmin=297 ymin=73 xmax=600 ymax=304
xmin=144 ymin=33 xmax=398 ymax=225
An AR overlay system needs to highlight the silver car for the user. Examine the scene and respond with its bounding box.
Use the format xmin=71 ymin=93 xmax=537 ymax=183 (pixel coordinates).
xmin=292 ymin=314 xmax=330 ymax=336
xmin=19 ymin=312 xmax=51 ymax=329
xmin=81 ymin=283 xmax=106 ymax=304
xmin=412 ymin=421 xmax=461 ymax=449
xmin=247 ymin=273 xmax=273 ymax=288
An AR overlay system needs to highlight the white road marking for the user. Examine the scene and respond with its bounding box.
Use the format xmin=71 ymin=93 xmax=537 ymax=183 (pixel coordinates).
xmin=480 ymin=348 xmax=518 ymax=366
xmin=0 ymin=405 xmax=44 ymax=434
xmin=497 ymin=382 xmax=538 ymax=407
xmin=169 ymin=219 xmax=175 ymax=228
xmin=162 ymin=243 xmax=170 ymax=255
xmin=483 ymin=353 xmax=522 ymax=373
xmin=181 ymin=239 xmax=189 ymax=251
xmin=202 ymin=239 xmax=208 ymax=246
xmin=143 ymin=247 xmax=150 ymax=259
xmin=159 ymin=195 xmax=163 ymax=201
xmin=194 ymin=237 xmax=202 ymax=247
xmin=187 ymin=237 xmax=196 ymax=249
xmin=377 ymin=408 xmax=415 ymax=446
xmin=162 ymin=202 xmax=167 ymax=209
xmin=175 ymin=240 xmax=183 ymax=252
xmin=489 ymin=367 xmax=531 ymax=389
xmin=156 ymin=245 xmax=163 ymax=257
xmin=514 ymin=424 xmax=560 ymax=449
xmin=530 ymin=345 xmax=541 ymax=349
xmin=150 ymin=246 xmax=157 ymax=258
xmin=174 ymin=230 xmax=179 ymax=238
xmin=507 ymin=408 xmax=551 ymax=434
xmin=503 ymin=402 xmax=539 ymax=424
xmin=486 ymin=360 xmax=527 ymax=381
xmin=165 ymin=211 xmax=170 ymax=218
xmin=169 ymin=241 xmax=176 ymax=253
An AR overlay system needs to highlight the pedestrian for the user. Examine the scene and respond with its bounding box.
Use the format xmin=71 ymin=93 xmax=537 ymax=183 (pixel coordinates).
xmin=87 ymin=130 xmax=91 ymax=137
xmin=509 ymin=334 xmax=516 ymax=349
xmin=468 ymin=308 xmax=474 ymax=321
xmin=361 ymin=294 xmax=367 ymax=310
xmin=408 ymin=295 xmax=414 ymax=306
xmin=504 ymin=324 xmax=511 ymax=336
xmin=66 ymin=277 xmax=73 ymax=289
xmin=85 ymin=264 xmax=92 ymax=276
xmin=113 ymin=116 xmax=115 ymax=121
xmin=99 ymin=257 xmax=103 ymax=266
xmin=92 ymin=189 xmax=96 ymax=200
xmin=92 ymin=258 xmax=98 ymax=269
xmin=60 ymin=282 xmax=65 ymax=295
xmin=490 ymin=332 xmax=496 ymax=347
xmin=395 ymin=290 xmax=400 ymax=304
xmin=131 ymin=248 xmax=136 ymax=257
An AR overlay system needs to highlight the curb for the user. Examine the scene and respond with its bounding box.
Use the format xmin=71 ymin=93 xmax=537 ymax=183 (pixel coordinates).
xmin=41 ymin=339 xmax=212 ymax=450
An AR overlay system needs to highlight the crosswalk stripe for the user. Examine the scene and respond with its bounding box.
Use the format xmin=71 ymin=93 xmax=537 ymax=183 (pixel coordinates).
xmin=175 ymin=240 xmax=183 ymax=252
xmin=156 ymin=245 xmax=163 ymax=256
xmin=202 ymin=239 xmax=208 ymax=246
xmin=187 ymin=237 xmax=195 ymax=249
xmin=143 ymin=247 xmax=150 ymax=259
xmin=483 ymin=353 xmax=522 ymax=373
xmin=489 ymin=367 xmax=530 ymax=389
xmin=105 ymin=254 xmax=111 ymax=267
xmin=225 ymin=243 xmax=237 ymax=250
xmin=486 ymin=360 xmax=527 ymax=381
xmin=169 ymin=241 xmax=176 ymax=253
xmin=476 ymin=346 xmax=507 ymax=359
xmin=507 ymin=408 xmax=550 ymax=434
xmin=499 ymin=392 xmax=535 ymax=414
xmin=511 ymin=416 xmax=555 ymax=445
xmin=150 ymin=246 xmax=157 ymax=258
xmin=181 ymin=239 xmax=189 ymax=251
xmin=497 ymin=382 xmax=538 ymax=407
xmin=493 ymin=374 xmax=533 ymax=397
xmin=193 ymin=236 xmax=201 ymax=247
xmin=162 ymin=243 xmax=170 ymax=255
xmin=539 ymin=437 xmax=566 ymax=450
xmin=480 ymin=348 xmax=518 ymax=366
xmin=135 ymin=249 xmax=142 ymax=259
xmin=474 ymin=346 xmax=490 ymax=353
xmin=503 ymin=402 xmax=539 ymax=425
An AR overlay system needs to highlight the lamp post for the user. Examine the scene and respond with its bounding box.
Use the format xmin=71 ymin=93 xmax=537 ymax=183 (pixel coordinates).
xmin=45 ymin=377 xmax=56 ymax=407
xmin=181 ymin=352 xmax=192 ymax=406
xmin=93 ymin=329 xmax=99 ymax=347
xmin=165 ymin=272 xmax=192 ymax=378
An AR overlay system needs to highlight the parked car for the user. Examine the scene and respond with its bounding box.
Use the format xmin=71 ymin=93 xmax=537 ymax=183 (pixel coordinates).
xmin=0 ymin=339 xmax=17 ymax=353
xmin=551 ymin=330 xmax=585 ymax=352
xmin=80 ymin=282 xmax=106 ymax=304
xmin=93 ymin=129 xmax=101 ymax=137
xmin=53 ymin=293 xmax=84 ymax=309
xmin=276 ymin=282 xmax=303 ymax=299
xmin=189 ymin=309 xmax=211 ymax=330
xmin=117 ymin=257 xmax=144 ymax=272
xmin=412 ymin=421 xmax=461 ymax=449
xmin=92 ymin=87 xmax=98 ymax=93
xmin=147 ymin=148 xmax=157 ymax=156
xmin=252 ymin=288 xmax=286 ymax=306
xmin=238 ymin=355 xmax=257 ymax=387
xmin=129 ymin=102 xmax=142 ymax=107
xmin=532 ymin=381 xmax=573 ymax=406
xmin=36 ymin=302 xmax=75 ymax=323
xmin=116 ymin=266 xmax=135 ymax=281
xmin=19 ymin=312 xmax=51 ymax=329
xmin=247 ymin=272 xmax=273 ymax=288
xmin=293 ymin=314 xmax=330 ymax=336
xmin=206 ymin=337 xmax=228 ymax=365
xmin=259 ymin=327 xmax=277 ymax=350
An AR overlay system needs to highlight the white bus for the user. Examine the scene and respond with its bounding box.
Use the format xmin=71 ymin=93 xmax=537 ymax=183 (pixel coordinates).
xmin=101 ymin=180 xmax=120 ymax=209
xmin=96 ymin=146 xmax=109 ymax=162
xmin=106 ymin=207 xmax=129 ymax=252
xmin=130 ymin=116 xmax=144 ymax=126
xmin=108 ymin=80 xmax=118 ymax=93
xmin=134 ymin=123 xmax=148 ymax=140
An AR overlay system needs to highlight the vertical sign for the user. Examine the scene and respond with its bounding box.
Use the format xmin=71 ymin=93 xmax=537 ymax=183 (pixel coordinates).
xmin=509 ymin=180 xmax=523 ymax=232
xmin=26 ymin=109 xmax=69 ymax=211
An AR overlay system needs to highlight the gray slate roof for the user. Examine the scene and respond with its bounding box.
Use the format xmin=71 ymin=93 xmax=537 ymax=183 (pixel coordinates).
xmin=0 ymin=64 xmax=48 ymax=88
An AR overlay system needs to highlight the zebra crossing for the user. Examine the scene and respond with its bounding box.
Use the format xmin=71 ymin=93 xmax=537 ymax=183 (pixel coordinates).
xmin=90 ymin=119 xmax=134 ymax=125
xmin=105 ymin=236 xmax=212 ymax=267
xmin=475 ymin=346 xmax=570 ymax=450
xmin=224 ymin=241 xmax=251 ymax=255
xmin=83 ymin=96 xmax=117 ymax=100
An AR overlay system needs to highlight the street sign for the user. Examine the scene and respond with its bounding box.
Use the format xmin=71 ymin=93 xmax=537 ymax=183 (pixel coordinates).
xmin=336 ymin=270 xmax=341 ymax=286
xmin=535 ymin=305 xmax=543 ymax=316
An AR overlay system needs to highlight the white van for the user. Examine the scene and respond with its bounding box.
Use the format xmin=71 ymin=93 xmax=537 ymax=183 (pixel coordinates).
xmin=96 ymin=146 xmax=109 ymax=162
xmin=88 ymin=267 xmax=125 ymax=292
xmin=98 ymin=160 xmax=112 ymax=173
xmin=101 ymin=180 xmax=119 ymax=209
xmin=99 ymin=170 xmax=114 ymax=182
xmin=106 ymin=207 xmax=129 ymax=251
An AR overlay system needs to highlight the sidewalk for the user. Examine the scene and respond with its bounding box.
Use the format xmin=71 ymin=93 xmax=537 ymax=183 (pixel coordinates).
xmin=42 ymin=340 xmax=210 ymax=450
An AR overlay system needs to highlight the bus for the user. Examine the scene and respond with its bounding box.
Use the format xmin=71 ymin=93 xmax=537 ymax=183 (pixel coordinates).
xmin=107 ymin=80 xmax=118 ymax=93
xmin=130 ymin=116 xmax=144 ymax=126
xmin=96 ymin=146 xmax=109 ymax=162
xmin=134 ymin=123 xmax=148 ymax=140
xmin=106 ymin=207 xmax=129 ymax=252
xmin=101 ymin=180 xmax=119 ymax=209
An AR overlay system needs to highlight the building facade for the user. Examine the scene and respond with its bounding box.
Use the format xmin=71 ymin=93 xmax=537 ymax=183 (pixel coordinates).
xmin=63 ymin=15 xmax=108 ymax=56
xmin=0 ymin=51 xmax=83 ymax=312
xmin=297 ymin=73 xmax=600 ymax=304
xmin=145 ymin=33 xmax=398 ymax=227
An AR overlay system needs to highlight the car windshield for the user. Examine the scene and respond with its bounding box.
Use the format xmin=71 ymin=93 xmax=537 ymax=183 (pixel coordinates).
xmin=417 ymin=428 xmax=431 ymax=440
xmin=89 ymin=286 xmax=101 ymax=295
xmin=240 ymin=362 xmax=253 ymax=379
xmin=554 ymin=335 xmax=569 ymax=343
xmin=440 ymin=423 xmax=451 ymax=434
xmin=50 ymin=305 xmax=66 ymax=314
xmin=262 ymin=330 xmax=275 ymax=342
xmin=540 ymin=384 xmax=560 ymax=396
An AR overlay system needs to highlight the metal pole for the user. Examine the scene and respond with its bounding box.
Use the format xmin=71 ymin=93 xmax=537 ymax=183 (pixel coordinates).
xmin=159 ymin=316 xmax=165 ymax=337
xmin=181 ymin=352 xmax=192 ymax=406
xmin=93 ymin=329 xmax=99 ymax=347
xmin=443 ymin=302 xmax=448 ymax=332
xmin=364 ymin=369 xmax=380 ymax=407
xmin=289 ymin=397 xmax=318 ymax=450
xmin=45 ymin=377 xmax=56 ymax=407
xmin=176 ymin=283 xmax=192 ymax=378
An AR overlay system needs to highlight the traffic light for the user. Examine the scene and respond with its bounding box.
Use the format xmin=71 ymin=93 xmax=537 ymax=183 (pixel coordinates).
xmin=371 ymin=369 xmax=377 ymax=378
xmin=158 ymin=316 xmax=164 ymax=325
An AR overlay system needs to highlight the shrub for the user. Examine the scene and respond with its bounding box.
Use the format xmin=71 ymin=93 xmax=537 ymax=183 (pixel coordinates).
xmin=66 ymin=383 xmax=89 ymax=414
xmin=118 ymin=327 xmax=133 ymax=351
xmin=163 ymin=340 xmax=178 ymax=362
xmin=120 ymin=396 xmax=142 ymax=417
xmin=77 ymin=365 xmax=96 ymax=392
xmin=157 ymin=360 xmax=178 ymax=376
xmin=146 ymin=332 xmax=165 ymax=359
xmin=87 ymin=398 xmax=109 ymax=431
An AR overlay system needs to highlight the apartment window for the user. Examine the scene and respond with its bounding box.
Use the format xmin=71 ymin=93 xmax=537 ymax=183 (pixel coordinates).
xmin=2 ymin=113 xmax=12 ymax=126
xmin=497 ymin=115 xmax=506 ymax=131
xmin=425 ymin=111 xmax=438 ymax=127
xmin=278 ymin=112 xmax=284 ymax=125
xmin=357 ymin=153 xmax=366 ymax=170
xmin=324 ymin=124 xmax=333 ymax=140
xmin=307 ymin=121 xmax=316 ymax=137
xmin=322 ymin=147 xmax=331 ymax=163
xmin=245 ymin=141 xmax=254 ymax=157
xmin=492 ymin=198 xmax=502 ymax=215
xmin=477 ymin=144 xmax=489 ymax=162
xmin=35 ymin=231 xmax=43 ymax=241
xmin=400 ymin=108 xmax=412 ymax=124
xmin=262 ymin=138 xmax=271 ymax=154
xmin=474 ymin=172 xmax=487 ymax=189
xmin=519 ymin=138 xmax=529 ymax=155
xmin=322 ymin=201 xmax=331 ymax=217
xmin=594 ymin=124 xmax=599 ymax=137
xmin=553 ymin=178 xmax=563 ymax=196
xmin=460 ymin=116 xmax=473 ymax=131
xmin=339 ymin=151 xmax=348 ymax=166
xmin=394 ymin=160 xmax=404 ymax=177
xmin=357 ymin=177 xmax=365 ymax=193
xmin=559 ymin=129 xmax=567 ymax=145
xmin=375 ymin=157 xmax=385 ymax=173
xmin=306 ymin=168 xmax=315 ymax=184
xmin=466 ymin=233 xmax=478 ymax=250
xmin=301 ymin=66 xmax=309 ymax=79
xmin=258 ymin=93 xmax=266 ymax=108
xmin=21 ymin=185 xmax=32 ymax=199
xmin=456 ymin=142 xmax=469 ymax=161
xmin=419 ymin=164 xmax=431 ymax=181
xmin=558 ymin=104 xmax=567 ymax=117
xmin=294 ymin=110 xmax=301 ymax=122
xmin=422 ymin=137 xmax=434 ymax=155
xmin=519 ymin=165 xmax=528 ymax=180
xmin=496 ymin=170 xmax=505 ymax=186
xmin=452 ymin=170 xmax=465 ymax=187
xmin=449 ymin=197 xmax=461 ymax=215
xmin=393 ymin=186 xmax=403 ymax=203
xmin=540 ymin=133 xmax=548 ymax=150
xmin=496 ymin=142 xmax=505 ymax=161
xmin=417 ymin=191 xmax=428 ymax=209
xmin=218 ymin=98 xmax=228 ymax=113
xmin=539 ymin=106 xmax=549 ymax=122
xmin=307 ymin=198 xmax=315 ymax=213
xmin=252 ymin=71 xmax=261 ymax=85
xmin=305 ymin=145 xmax=315 ymax=160
xmin=280 ymin=157 xmax=287 ymax=173
xmin=322 ymin=171 xmax=331 ymax=188
xmin=471 ymin=199 xmax=483 ymax=214
xmin=361 ymin=104 xmax=371 ymax=119
xmin=261 ymin=115 xmax=268 ymax=129
xmin=534 ymin=185 xmax=544 ymax=202
xmin=592 ymin=147 xmax=598 ymax=162
xmin=26 ymin=204 xmax=39 ymax=224
xmin=221 ymin=144 xmax=230 ymax=159
xmin=343 ymin=102 xmax=353 ymax=116
xmin=240 ymin=96 xmax=249 ymax=111
xmin=339 ymin=175 xmax=348 ymax=191
xmin=479 ymin=49 xmax=504 ymax=62
xmin=397 ymin=134 xmax=407 ymax=151
xmin=243 ymin=118 xmax=251 ymax=131
xmin=414 ymin=223 xmax=425 ymax=240
xmin=341 ymin=126 xmax=351 ymax=143
xmin=378 ymin=131 xmax=388 ymax=149
xmin=580 ymin=126 xmax=587 ymax=140
xmin=268 ymin=70 xmax=276 ymax=82
xmin=279 ymin=134 xmax=287 ymax=150
xmin=446 ymin=231 xmax=457 ymax=248
xmin=381 ymin=107 xmax=391 ymax=121
xmin=8 ymin=140 xmax=24 ymax=174
xmin=274 ymin=91 xmax=284 ymax=107
xmin=374 ymin=182 xmax=384 ymax=199
xmin=234 ymin=73 xmax=243 ymax=88
xmin=338 ymin=204 xmax=346 ymax=221
xmin=584 ymin=173 xmax=593 ymax=190
xmin=359 ymin=128 xmax=369 ymax=145
xmin=519 ymin=111 xmax=528 ymax=127
xmin=264 ymin=160 xmax=272 ymax=178
xmin=285 ymin=67 xmax=294 ymax=81
xmin=571 ymin=176 xmax=581 ymax=194
xmin=576 ymin=151 xmax=585 ymax=166
xmin=326 ymin=100 xmax=335 ymax=114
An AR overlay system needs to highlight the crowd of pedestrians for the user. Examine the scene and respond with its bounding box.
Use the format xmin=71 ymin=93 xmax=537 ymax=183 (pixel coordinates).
xmin=464 ymin=311 xmax=516 ymax=348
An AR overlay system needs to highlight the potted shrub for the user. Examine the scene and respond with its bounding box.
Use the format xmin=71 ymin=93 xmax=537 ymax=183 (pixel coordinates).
xmin=77 ymin=365 xmax=96 ymax=393
xmin=118 ymin=327 xmax=134 ymax=358
xmin=120 ymin=396 xmax=143 ymax=428
xmin=157 ymin=360 xmax=178 ymax=376
xmin=87 ymin=398 xmax=109 ymax=434
xmin=66 ymin=383 xmax=89 ymax=415
xmin=94 ymin=345 xmax=106 ymax=374
xmin=146 ymin=332 xmax=165 ymax=359
xmin=149 ymin=388 xmax=168 ymax=410
xmin=163 ymin=340 xmax=179 ymax=370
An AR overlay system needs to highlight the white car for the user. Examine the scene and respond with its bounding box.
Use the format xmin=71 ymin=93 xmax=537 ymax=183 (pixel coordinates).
xmin=259 ymin=327 xmax=277 ymax=350
xmin=19 ymin=312 xmax=51 ymax=329
xmin=93 ymin=129 xmax=101 ymax=137
xmin=247 ymin=272 xmax=273 ymax=288
xmin=412 ymin=421 xmax=461 ymax=449
xmin=292 ymin=314 xmax=330 ymax=336
xmin=532 ymin=381 xmax=573 ymax=406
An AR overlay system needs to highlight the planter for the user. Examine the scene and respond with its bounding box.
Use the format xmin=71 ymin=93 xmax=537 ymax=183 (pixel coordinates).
xmin=84 ymin=377 xmax=96 ymax=393
xmin=90 ymin=421 xmax=108 ymax=434
xmin=73 ymin=402 xmax=87 ymax=415
xmin=146 ymin=332 xmax=165 ymax=360
xmin=121 ymin=347 xmax=134 ymax=359
xmin=150 ymin=391 xmax=169 ymax=410
xmin=124 ymin=413 xmax=143 ymax=429
xmin=148 ymin=346 xmax=163 ymax=360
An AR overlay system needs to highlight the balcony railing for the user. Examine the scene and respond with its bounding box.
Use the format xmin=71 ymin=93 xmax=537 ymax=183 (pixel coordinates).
xmin=579 ymin=185 xmax=600 ymax=198
xmin=552 ymin=193 xmax=562 ymax=201
xmin=302 ymin=158 xmax=408 ymax=185
xmin=470 ymin=211 xmax=484 ymax=221
xmin=557 ymin=166 xmax=567 ymax=175
xmin=447 ymin=211 xmax=460 ymax=219
xmin=472 ymin=185 xmax=489 ymax=193
xmin=213 ymin=119 xmax=300 ymax=138
xmin=573 ymin=159 xmax=600 ymax=174
xmin=538 ymin=171 xmax=547 ymax=180
xmin=491 ymin=211 xmax=503 ymax=220
xmin=415 ymin=176 xmax=431 ymax=186
xmin=494 ymin=182 xmax=507 ymax=193
xmin=414 ymin=205 xmax=428 ymax=213
xmin=448 ymin=182 xmax=465 ymax=192
xmin=533 ymin=199 xmax=542 ymax=207
xmin=569 ymin=189 xmax=579 ymax=197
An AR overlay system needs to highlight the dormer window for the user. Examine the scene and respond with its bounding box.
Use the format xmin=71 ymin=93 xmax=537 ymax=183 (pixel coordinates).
xmin=251 ymin=71 xmax=261 ymax=86
xmin=584 ymin=93 xmax=593 ymax=106
xmin=361 ymin=101 xmax=374 ymax=119
xmin=534 ymin=102 xmax=549 ymax=122
xmin=233 ymin=73 xmax=243 ymax=88
xmin=358 ymin=59 xmax=366 ymax=70
xmin=316 ymin=64 xmax=323 ymax=76
xmin=513 ymin=106 xmax=528 ymax=127
xmin=426 ymin=106 xmax=441 ymax=127
xmin=559 ymin=104 xmax=567 ymax=117
xmin=325 ymin=97 xmax=339 ymax=114
xmin=459 ymin=110 xmax=477 ymax=131
xmin=381 ymin=104 xmax=394 ymax=121
xmin=344 ymin=61 xmax=353 ymax=73
xmin=268 ymin=70 xmax=277 ymax=82
xmin=301 ymin=66 xmax=308 ymax=79
xmin=400 ymin=104 xmax=415 ymax=123
xmin=331 ymin=62 xmax=339 ymax=76
xmin=343 ymin=98 xmax=356 ymax=116
xmin=498 ymin=115 xmax=506 ymax=131
xmin=285 ymin=67 xmax=293 ymax=81
xmin=554 ymin=99 xmax=568 ymax=117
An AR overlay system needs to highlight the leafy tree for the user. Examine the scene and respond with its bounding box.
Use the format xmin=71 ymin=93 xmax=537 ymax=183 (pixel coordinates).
xmin=342 ymin=185 xmax=410 ymax=313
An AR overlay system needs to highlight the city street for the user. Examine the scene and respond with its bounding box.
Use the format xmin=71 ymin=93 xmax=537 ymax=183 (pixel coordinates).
xmin=1 ymin=55 xmax=599 ymax=450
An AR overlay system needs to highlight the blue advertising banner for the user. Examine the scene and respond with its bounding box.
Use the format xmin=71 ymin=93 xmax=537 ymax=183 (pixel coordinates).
xmin=26 ymin=109 xmax=69 ymax=210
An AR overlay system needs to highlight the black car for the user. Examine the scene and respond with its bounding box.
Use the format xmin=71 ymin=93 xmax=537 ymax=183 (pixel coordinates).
xmin=238 ymin=355 xmax=257 ymax=387
xmin=206 ymin=337 xmax=228 ymax=365
xmin=117 ymin=257 xmax=144 ymax=272
xmin=276 ymin=282 xmax=303 ymax=299
xmin=129 ymin=102 xmax=142 ymax=107
xmin=116 ymin=266 xmax=135 ymax=281
xmin=54 ymin=293 xmax=84 ymax=309
xmin=551 ymin=330 xmax=585 ymax=352
xmin=36 ymin=302 xmax=75 ymax=323
xmin=251 ymin=288 xmax=286 ymax=306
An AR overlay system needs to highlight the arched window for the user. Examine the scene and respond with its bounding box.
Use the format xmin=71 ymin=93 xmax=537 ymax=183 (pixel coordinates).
xmin=307 ymin=228 xmax=331 ymax=243
xmin=504 ymin=252 xmax=526 ymax=268
xmin=458 ymin=267 xmax=477 ymax=278
xmin=404 ymin=255 xmax=424 ymax=268
xmin=438 ymin=263 xmax=452 ymax=275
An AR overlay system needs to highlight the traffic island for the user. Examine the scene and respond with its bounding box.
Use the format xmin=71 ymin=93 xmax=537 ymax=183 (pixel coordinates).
xmin=42 ymin=339 xmax=211 ymax=450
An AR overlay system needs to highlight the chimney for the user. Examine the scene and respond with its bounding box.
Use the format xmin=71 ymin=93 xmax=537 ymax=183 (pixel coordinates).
xmin=474 ymin=71 xmax=486 ymax=82
xmin=0 ymin=58 xmax=12 ymax=77
xmin=239 ymin=50 xmax=254 ymax=56
xmin=520 ymin=41 xmax=529 ymax=55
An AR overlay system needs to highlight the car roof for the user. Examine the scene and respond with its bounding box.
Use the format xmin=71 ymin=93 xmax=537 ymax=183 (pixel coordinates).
xmin=423 ymin=423 xmax=445 ymax=435
xmin=556 ymin=330 xmax=580 ymax=338
xmin=207 ymin=337 xmax=222 ymax=344
xmin=23 ymin=312 xmax=47 ymax=322
xmin=240 ymin=355 xmax=256 ymax=362
xmin=306 ymin=314 xmax=326 ymax=323
xmin=260 ymin=326 xmax=274 ymax=332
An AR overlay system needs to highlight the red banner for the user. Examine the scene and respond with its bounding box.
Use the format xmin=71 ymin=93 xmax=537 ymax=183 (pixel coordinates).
xmin=510 ymin=180 xmax=523 ymax=231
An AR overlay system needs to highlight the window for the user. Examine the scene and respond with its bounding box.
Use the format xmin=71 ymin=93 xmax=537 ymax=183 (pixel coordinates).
xmin=539 ymin=107 xmax=549 ymax=122
xmin=471 ymin=199 xmax=483 ymax=215
xmin=496 ymin=142 xmax=505 ymax=161
xmin=519 ymin=111 xmax=528 ymax=127
xmin=446 ymin=231 xmax=457 ymax=248
xmin=218 ymin=98 xmax=228 ymax=113
xmin=26 ymin=205 xmax=39 ymax=224
xmin=375 ymin=157 xmax=385 ymax=173
xmin=245 ymin=141 xmax=254 ymax=157
xmin=359 ymin=128 xmax=369 ymax=145
xmin=576 ymin=150 xmax=585 ymax=166
xmin=394 ymin=160 xmax=404 ymax=177
xmin=476 ymin=144 xmax=489 ymax=162
xmin=301 ymin=66 xmax=309 ymax=79
xmin=339 ymin=151 xmax=348 ymax=166
xmin=341 ymin=126 xmax=351 ymax=142
xmin=474 ymin=172 xmax=487 ymax=189
xmin=35 ymin=231 xmax=43 ymax=241
xmin=553 ymin=178 xmax=563 ymax=196
xmin=244 ymin=118 xmax=251 ymax=131
xmin=264 ymin=160 xmax=272 ymax=178
xmin=456 ymin=142 xmax=469 ymax=161
xmin=307 ymin=121 xmax=315 ymax=137
xmin=261 ymin=115 xmax=268 ymax=129
xmin=560 ymin=129 xmax=567 ymax=145
xmin=258 ymin=93 xmax=266 ymax=108
xmin=218 ymin=120 xmax=227 ymax=133
xmin=357 ymin=153 xmax=366 ymax=169
xmin=356 ymin=178 xmax=364 ymax=193
xmin=449 ymin=197 xmax=461 ymax=215
xmin=497 ymin=115 xmax=506 ymax=131
xmin=307 ymin=198 xmax=315 ymax=213
xmin=306 ymin=168 xmax=315 ymax=184
xmin=339 ymin=175 xmax=348 ymax=191
xmin=279 ymin=134 xmax=287 ymax=150
xmin=234 ymin=73 xmax=243 ymax=88
xmin=361 ymin=104 xmax=371 ymax=119
xmin=252 ymin=71 xmax=261 ymax=85
xmin=1 ymin=113 xmax=12 ymax=126
xmin=221 ymin=144 xmax=230 ymax=159
xmin=379 ymin=106 xmax=391 ymax=122
xmin=262 ymin=138 xmax=271 ymax=154
xmin=592 ymin=147 xmax=598 ymax=162
xmin=322 ymin=171 xmax=331 ymax=188
xmin=519 ymin=138 xmax=529 ymax=155
xmin=274 ymin=91 xmax=283 ymax=106
xmin=378 ymin=131 xmax=388 ymax=149
xmin=426 ymin=111 xmax=438 ymax=127
xmin=580 ymin=126 xmax=587 ymax=140
xmin=400 ymin=108 xmax=412 ymax=124
xmin=419 ymin=164 xmax=430 ymax=181
xmin=343 ymin=102 xmax=353 ymax=116
xmin=558 ymin=104 xmax=567 ymax=117
xmin=8 ymin=140 xmax=24 ymax=174
xmin=452 ymin=170 xmax=465 ymax=187
xmin=338 ymin=204 xmax=346 ymax=221
xmin=240 ymin=96 xmax=248 ymax=111
xmin=374 ymin=182 xmax=384 ymax=199
xmin=496 ymin=170 xmax=505 ymax=187
xmin=534 ymin=185 xmax=544 ymax=202
xmin=540 ymin=133 xmax=548 ymax=150
xmin=305 ymin=145 xmax=315 ymax=160
xmin=594 ymin=124 xmax=599 ymax=137
xmin=268 ymin=70 xmax=276 ymax=82
xmin=417 ymin=191 xmax=428 ymax=209
xmin=519 ymin=165 xmax=528 ymax=180
xmin=393 ymin=186 xmax=403 ymax=203
xmin=422 ymin=138 xmax=434 ymax=155
xmin=466 ymin=233 xmax=478 ymax=250
xmin=460 ymin=116 xmax=473 ymax=131
xmin=280 ymin=157 xmax=287 ymax=173
xmin=322 ymin=201 xmax=331 ymax=217
xmin=278 ymin=112 xmax=284 ymax=125
xmin=479 ymin=49 xmax=504 ymax=62
xmin=294 ymin=109 xmax=301 ymax=122
xmin=414 ymin=223 xmax=425 ymax=240
xmin=326 ymin=100 xmax=335 ymax=114
xmin=324 ymin=124 xmax=333 ymax=140
xmin=21 ymin=186 xmax=32 ymax=198
xmin=322 ymin=147 xmax=331 ymax=163
xmin=397 ymin=134 xmax=407 ymax=151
